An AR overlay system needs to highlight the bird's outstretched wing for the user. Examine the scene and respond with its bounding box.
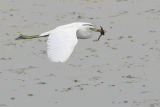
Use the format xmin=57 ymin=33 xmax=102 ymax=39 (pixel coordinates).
xmin=47 ymin=28 xmax=78 ymax=62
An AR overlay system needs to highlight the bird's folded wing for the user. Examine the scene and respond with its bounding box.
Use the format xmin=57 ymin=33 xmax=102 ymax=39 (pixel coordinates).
xmin=47 ymin=29 xmax=78 ymax=62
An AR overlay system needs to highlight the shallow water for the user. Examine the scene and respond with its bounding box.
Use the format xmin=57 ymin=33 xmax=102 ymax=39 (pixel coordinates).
xmin=0 ymin=0 xmax=160 ymax=107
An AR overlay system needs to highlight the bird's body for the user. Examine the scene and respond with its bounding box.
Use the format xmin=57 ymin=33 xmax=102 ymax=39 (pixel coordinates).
xmin=40 ymin=22 xmax=93 ymax=39
xmin=40 ymin=22 xmax=102 ymax=63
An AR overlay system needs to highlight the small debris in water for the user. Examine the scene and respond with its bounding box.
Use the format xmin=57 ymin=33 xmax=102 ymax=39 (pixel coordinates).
xmin=111 ymin=47 xmax=117 ymax=50
xmin=28 ymin=94 xmax=33 ymax=96
xmin=118 ymin=36 xmax=124 ymax=40
xmin=142 ymin=84 xmax=146 ymax=87
xmin=67 ymin=87 xmax=72 ymax=90
xmin=122 ymin=75 xmax=135 ymax=78
xmin=0 ymin=104 xmax=7 ymax=107
xmin=54 ymin=89 xmax=58 ymax=92
xmin=0 ymin=57 xmax=12 ymax=60
xmin=126 ymin=56 xmax=133 ymax=58
xmin=124 ymin=100 xmax=128 ymax=103
xmin=130 ymin=40 xmax=135 ymax=42
xmin=10 ymin=14 xmax=13 ymax=16
xmin=104 ymin=41 xmax=109 ymax=44
xmin=89 ymin=17 xmax=94 ymax=20
xmin=97 ymin=70 xmax=103 ymax=73
xmin=10 ymin=97 xmax=15 ymax=100
xmin=74 ymin=80 xmax=78 ymax=82
xmin=128 ymin=35 xmax=133 ymax=38
xmin=77 ymin=15 xmax=82 ymax=19
xmin=85 ymin=55 xmax=89 ymax=57
xmin=108 ymin=84 xmax=116 ymax=87
xmin=80 ymin=88 xmax=84 ymax=90
xmin=61 ymin=87 xmax=72 ymax=92
xmin=37 ymin=82 xmax=46 ymax=85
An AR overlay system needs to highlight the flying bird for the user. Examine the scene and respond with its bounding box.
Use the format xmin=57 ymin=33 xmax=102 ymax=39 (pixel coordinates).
xmin=16 ymin=22 xmax=105 ymax=62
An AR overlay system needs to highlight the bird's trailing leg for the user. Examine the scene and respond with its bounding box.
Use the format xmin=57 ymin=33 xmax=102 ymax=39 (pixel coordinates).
xmin=15 ymin=34 xmax=49 ymax=40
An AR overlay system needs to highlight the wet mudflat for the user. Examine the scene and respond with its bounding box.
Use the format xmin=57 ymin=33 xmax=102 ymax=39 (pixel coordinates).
xmin=0 ymin=0 xmax=160 ymax=107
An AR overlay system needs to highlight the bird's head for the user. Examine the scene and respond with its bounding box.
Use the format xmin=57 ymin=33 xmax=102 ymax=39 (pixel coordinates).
xmin=83 ymin=24 xmax=106 ymax=40
xmin=76 ymin=23 xmax=106 ymax=40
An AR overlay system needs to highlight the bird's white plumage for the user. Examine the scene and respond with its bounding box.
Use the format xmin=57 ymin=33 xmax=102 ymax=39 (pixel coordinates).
xmin=40 ymin=22 xmax=95 ymax=63
xmin=47 ymin=27 xmax=78 ymax=62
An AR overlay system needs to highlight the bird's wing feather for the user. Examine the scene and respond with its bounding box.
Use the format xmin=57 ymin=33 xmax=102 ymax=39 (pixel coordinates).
xmin=47 ymin=28 xmax=78 ymax=62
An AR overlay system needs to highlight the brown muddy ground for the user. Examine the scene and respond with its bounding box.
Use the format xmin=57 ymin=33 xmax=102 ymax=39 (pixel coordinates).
xmin=0 ymin=0 xmax=160 ymax=107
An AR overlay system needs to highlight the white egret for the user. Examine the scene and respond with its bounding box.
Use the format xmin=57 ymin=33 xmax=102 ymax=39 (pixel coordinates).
xmin=16 ymin=22 xmax=105 ymax=62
